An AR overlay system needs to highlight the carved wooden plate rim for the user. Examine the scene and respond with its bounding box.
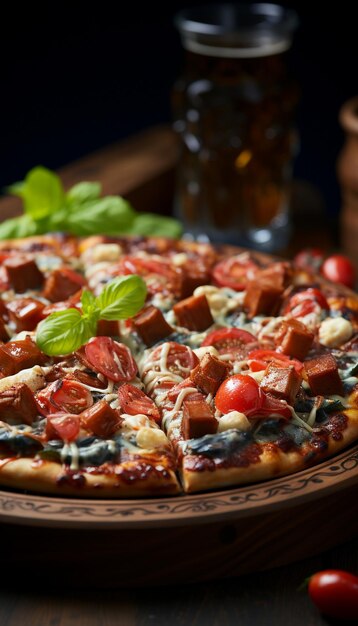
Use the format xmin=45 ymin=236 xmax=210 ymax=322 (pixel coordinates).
xmin=0 ymin=444 xmax=357 ymax=529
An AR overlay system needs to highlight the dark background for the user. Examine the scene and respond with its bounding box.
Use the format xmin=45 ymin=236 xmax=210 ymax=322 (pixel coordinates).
xmin=1 ymin=1 xmax=357 ymax=218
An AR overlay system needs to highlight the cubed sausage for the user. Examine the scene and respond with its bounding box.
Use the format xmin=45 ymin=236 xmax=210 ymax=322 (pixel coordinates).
xmin=256 ymin=262 xmax=293 ymax=290
xmin=6 ymin=298 xmax=45 ymax=332
xmin=173 ymin=294 xmax=214 ymax=331
xmin=4 ymin=256 xmax=44 ymax=293
xmin=304 ymin=354 xmax=343 ymax=396
xmin=133 ymin=306 xmax=173 ymax=347
xmin=0 ymin=337 xmax=47 ymax=377
xmin=182 ymin=398 xmax=218 ymax=440
xmin=190 ymin=353 xmax=230 ymax=395
xmin=0 ymin=318 xmax=8 ymax=342
xmin=276 ymin=319 xmax=314 ymax=360
xmin=180 ymin=267 xmax=211 ymax=299
xmin=96 ymin=319 xmax=120 ymax=337
xmin=244 ymin=281 xmax=283 ymax=317
xmin=0 ymin=383 xmax=39 ymax=425
xmin=81 ymin=400 xmax=120 ymax=438
xmin=43 ymin=267 xmax=86 ymax=302
xmin=261 ymin=363 xmax=302 ymax=404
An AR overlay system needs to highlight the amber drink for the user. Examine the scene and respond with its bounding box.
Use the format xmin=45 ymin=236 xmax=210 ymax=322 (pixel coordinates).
xmin=173 ymin=3 xmax=299 ymax=251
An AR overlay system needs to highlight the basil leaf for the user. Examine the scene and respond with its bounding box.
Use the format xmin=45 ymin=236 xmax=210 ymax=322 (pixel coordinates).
xmin=0 ymin=215 xmax=38 ymax=240
xmin=81 ymin=290 xmax=99 ymax=316
xmin=66 ymin=181 xmax=101 ymax=205
xmin=96 ymin=275 xmax=147 ymax=320
xmin=127 ymin=213 xmax=182 ymax=238
xmin=8 ymin=167 xmax=65 ymax=219
xmin=64 ymin=196 xmax=135 ymax=236
xmin=36 ymin=309 xmax=98 ymax=356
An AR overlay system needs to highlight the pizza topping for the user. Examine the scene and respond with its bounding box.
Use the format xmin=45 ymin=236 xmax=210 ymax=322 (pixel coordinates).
xmin=3 ymin=256 xmax=44 ymax=293
xmin=37 ymin=378 xmax=94 ymax=415
xmin=261 ymin=363 xmax=302 ymax=405
xmin=247 ymin=349 xmax=303 ymax=374
xmin=0 ymin=337 xmax=46 ymax=377
xmin=6 ymin=298 xmax=45 ymax=332
xmin=132 ymin=305 xmax=173 ymax=347
xmin=190 ymin=353 xmax=230 ymax=395
xmin=136 ymin=427 xmax=168 ymax=449
xmin=318 ymin=317 xmax=353 ymax=348
xmin=173 ymin=294 xmax=214 ymax=332
xmin=244 ymin=280 xmax=283 ymax=318
xmin=0 ymin=365 xmax=46 ymax=393
xmin=0 ymin=383 xmax=39 ymax=425
xmin=180 ymin=266 xmax=211 ymax=299
xmin=117 ymin=383 xmax=161 ymax=423
xmin=305 ymin=354 xmax=344 ymax=397
xmin=215 ymin=374 xmax=292 ymax=419
xmin=182 ymin=398 xmax=217 ymax=440
xmin=85 ymin=337 xmax=138 ymax=382
xmin=212 ymin=254 xmax=258 ymax=290
xmin=202 ymin=327 xmax=257 ymax=359
xmin=43 ymin=267 xmax=86 ymax=302
xmin=80 ymin=400 xmax=119 ymax=438
xmin=0 ymin=318 xmax=8 ymax=342
xmin=217 ymin=411 xmax=251 ymax=432
xmin=283 ymin=288 xmax=329 ymax=319
xmin=45 ymin=413 xmax=80 ymax=442
xmin=275 ymin=318 xmax=314 ymax=360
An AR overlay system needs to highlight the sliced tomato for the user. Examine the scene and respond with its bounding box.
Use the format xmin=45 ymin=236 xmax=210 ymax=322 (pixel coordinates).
xmin=117 ymin=383 xmax=161 ymax=423
xmin=212 ymin=255 xmax=258 ymax=291
xmin=84 ymin=337 xmax=138 ymax=382
xmin=247 ymin=349 xmax=303 ymax=374
xmin=202 ymin=327 xmax=258 ymax=358
xmin=109 ymin=255 xmax=183 ymax=297
xmin=37 ymin=379 xmax=93 ymax=415
xmin=167 ymin=378 xmax=203 ymax=403
xmin=45 ymin=412 xmax=80 ymax=442
xmin=293 ymin=248 xmax=325 ymax=272
xmin=149 ymin=342 xmax=199 ymax=377
xmin=283 ymin=288 xmax=329 ymax=318
xmin=215 ymin=374 xmax=291 ymax=418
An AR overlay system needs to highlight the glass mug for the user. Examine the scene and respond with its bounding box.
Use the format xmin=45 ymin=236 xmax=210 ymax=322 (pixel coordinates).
xmin=172 ymin=3 xmax=299 ymax=251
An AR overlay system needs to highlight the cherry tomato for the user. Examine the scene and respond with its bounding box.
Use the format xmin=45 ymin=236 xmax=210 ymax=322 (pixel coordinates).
xmin=167 ymin=378 xmax=203 ymax=403
xmin=283 ymin=288 xmax=329 ymax=318
xmin=117 ymin=383 xmax=161 ymax=423
xmin=85 ymin=337 xmax=138 ymax=382
xmin=212 ymin=255 xmax=258 ymax=291
xmin=110 ymin=255 xmax=182 ymax=297
xmin=37 ymin=379 xmax=93 ymax=415
xmin=321 ymin=254 xmax=356 ymax=289
xmin=149 ymin=342 xmax=199 ymax=377
xmin=215 ymin=374 xmax=262 ymax=415
xmin=308 ymin=569 xmax=358 ymax=620
xmin=247 ymin=349 xmax=303 ymax=374
xmin=45 ymin=412 xmax=80 ymax=442
xmin=202 ymin=328 xmax=258 ymax=357
xmin=293 ymin=248 xmax=325 ymax=272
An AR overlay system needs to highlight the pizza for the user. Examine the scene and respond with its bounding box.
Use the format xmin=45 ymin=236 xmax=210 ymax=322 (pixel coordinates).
xmin=0 ymin=233 xmax=357 ymax=497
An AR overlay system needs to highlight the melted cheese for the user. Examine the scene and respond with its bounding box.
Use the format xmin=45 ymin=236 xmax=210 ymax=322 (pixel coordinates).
xmin=0 ymin=366 xmax=46 ymax=393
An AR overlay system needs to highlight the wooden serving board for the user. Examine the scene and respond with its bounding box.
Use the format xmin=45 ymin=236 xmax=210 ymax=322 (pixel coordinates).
xmin=0 ymin=126 xmax=355 ymax=587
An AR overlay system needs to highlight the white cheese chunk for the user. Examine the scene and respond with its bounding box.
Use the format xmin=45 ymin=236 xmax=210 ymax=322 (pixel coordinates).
xmin=218 ymin=411 xmax=251 ymax=432
xmin=136 ymin=427 xmax=168 ymax=449
xmin=319 ymin=316 xmax=353 ymax=348
xmin=0 ymin=366 xmax=46 ymax=393
xmin=193 ymin=346 xmax=220 ymax=360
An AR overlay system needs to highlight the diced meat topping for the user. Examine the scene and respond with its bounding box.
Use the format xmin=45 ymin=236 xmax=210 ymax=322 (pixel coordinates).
xmin=190 ymin=353 xmax=230 ymax=395
xmin=0 ymin=337 xmax=47 ymax=378
xmin=0 ymin=383 xmax=39 ymax=425
xmin=43 ymin=267 xmax=86 ymax=302
xmin=6 ymin=298 xmax=45 ymax=332
xmin=244 ymin=281 xmax=284 ymax=317
xmin=0 ymin=318 xmax=8 ymax=342
xmin=80 ymin=400 xmax=120 ymax=438
xmin=304 ymin=353 xmax=344 ymax=396
xmin=180 ymin=267 xmax=211 ymax=299
xmin=173 ymin=294 xmax=214 ymax=331
xmin=182 ymin=397 xmax=218 ymax=439
xmin=261 ymin=363 xmax=302 ymax=405
xmin=3 ymin=256 xmax=44 ymax=293
xmin=132 ymin=306 xmax=173 ymax=347
xmin=275 ymin=318 xmax=314 ymax=360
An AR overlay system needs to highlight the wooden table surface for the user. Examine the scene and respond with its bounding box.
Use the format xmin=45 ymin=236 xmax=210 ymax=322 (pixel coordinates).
xmin=0 ymin=127 xmax=355 ymax=626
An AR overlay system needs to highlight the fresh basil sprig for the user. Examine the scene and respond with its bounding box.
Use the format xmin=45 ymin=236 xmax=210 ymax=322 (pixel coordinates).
xmin=0 ymin=166 xmax=182 ymax=240
xmin=36 ymin=274 xmax=147 ymax=356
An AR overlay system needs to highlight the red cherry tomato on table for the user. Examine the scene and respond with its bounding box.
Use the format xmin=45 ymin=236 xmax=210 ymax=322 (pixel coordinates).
xmin=85 ymin=337 xmax=138 ymax=382
xmin=212 ymin=255 xmax=258 ymax=291
xmin=293 ymin=248 xmax=325 ymax=272
xmin=321 ymin=254 xmax=356 ymax=289
xmin=308 ymin=569 xmax=358 ymax=620
xmin=202 ymin=328 xmax=258 ymax=357
xmin=247 ymin=349 xmax=303 ymax=374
